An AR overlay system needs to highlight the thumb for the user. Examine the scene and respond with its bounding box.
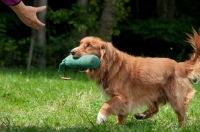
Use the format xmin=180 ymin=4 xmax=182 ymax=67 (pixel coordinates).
xmin=36 ymin=6 xmax=46 ymax=13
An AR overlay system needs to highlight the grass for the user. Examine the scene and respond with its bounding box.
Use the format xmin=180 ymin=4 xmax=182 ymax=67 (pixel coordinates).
xmin=0 ymin=68 xmax=200 ymax=132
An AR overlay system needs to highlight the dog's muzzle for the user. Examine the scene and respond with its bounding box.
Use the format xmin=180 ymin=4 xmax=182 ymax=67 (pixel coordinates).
xmin=70 ymin=47 xmax=78 ymax=56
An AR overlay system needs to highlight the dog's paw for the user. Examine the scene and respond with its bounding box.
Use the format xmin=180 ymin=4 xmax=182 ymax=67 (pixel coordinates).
xmin=96 ymin=112 xmax=107 ymax=124
xmin=134 ymin=113 xmax=147 ymax=120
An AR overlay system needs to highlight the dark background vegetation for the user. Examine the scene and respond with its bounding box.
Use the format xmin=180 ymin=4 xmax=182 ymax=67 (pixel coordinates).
xmin=0 ymin=0 xmax=200 ymax=69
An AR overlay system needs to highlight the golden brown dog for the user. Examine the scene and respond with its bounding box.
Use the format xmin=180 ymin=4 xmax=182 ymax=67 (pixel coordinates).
xmin=70 ymin=29 xmax=200 ymax=126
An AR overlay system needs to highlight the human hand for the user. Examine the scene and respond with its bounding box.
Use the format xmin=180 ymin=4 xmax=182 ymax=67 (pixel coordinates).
xmin=10 ymin=1 xmax=46 ymax=29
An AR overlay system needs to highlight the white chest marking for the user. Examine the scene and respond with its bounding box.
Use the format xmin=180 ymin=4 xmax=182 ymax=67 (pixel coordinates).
xmin=98 ymin=84 xmax=110 ymax=98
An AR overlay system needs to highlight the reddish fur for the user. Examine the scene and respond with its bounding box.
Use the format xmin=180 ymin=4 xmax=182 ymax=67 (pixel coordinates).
xmin=70 ymin=29 xmax=200 ymax=126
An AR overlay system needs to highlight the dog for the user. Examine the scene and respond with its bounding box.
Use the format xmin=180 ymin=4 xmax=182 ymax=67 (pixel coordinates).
xmin=70 ymin=29 xmax=200 ymax=126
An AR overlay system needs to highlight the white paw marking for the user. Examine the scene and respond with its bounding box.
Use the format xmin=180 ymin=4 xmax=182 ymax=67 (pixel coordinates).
xmin=138 ymin=113 xmax=146 ymax=118
xmin=96 ymin=112 xmax=107 ymax=124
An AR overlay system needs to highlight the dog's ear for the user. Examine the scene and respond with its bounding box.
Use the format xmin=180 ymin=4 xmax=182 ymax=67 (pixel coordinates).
xmin=100 ymin=42 xmax=114 ymax=60
xmin=100 ymin=45 xmax=106 ymax=61
xmin=100 ymin=42 xmax=115 ymax=70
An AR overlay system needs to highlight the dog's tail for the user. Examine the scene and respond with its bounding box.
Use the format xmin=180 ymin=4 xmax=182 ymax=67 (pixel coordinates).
xmin=180 ymin=29 xmax=200 ymax=83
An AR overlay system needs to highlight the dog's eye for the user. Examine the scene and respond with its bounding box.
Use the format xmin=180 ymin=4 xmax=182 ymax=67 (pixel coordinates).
xmin=86 ymin=43 xmax=92 ymax=48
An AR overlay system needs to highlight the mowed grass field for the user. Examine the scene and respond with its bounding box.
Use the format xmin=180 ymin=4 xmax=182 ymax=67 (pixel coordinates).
xmin=0 ymin=68 xmax=200 ymax=132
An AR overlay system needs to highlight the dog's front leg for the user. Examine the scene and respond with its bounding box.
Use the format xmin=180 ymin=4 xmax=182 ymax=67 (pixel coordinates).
xmin=117 ymin=114 xmax=128 ymax=125
xmin=97 ymin=96 xmax=128 ymax=124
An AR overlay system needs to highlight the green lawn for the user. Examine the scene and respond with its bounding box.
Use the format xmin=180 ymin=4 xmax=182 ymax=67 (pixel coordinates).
xmin=0 ymin=68 xmax=200 ymax=132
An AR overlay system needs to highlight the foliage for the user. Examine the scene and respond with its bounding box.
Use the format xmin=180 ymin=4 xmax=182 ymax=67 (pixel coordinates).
xmin=114 ymin=18 xmax=197 ymax=61
xmin=0 ymin=19 xmax=16 ymax=66
xmin=46 ymin=0 xmax=130 ymax=37
xmin=115 ymin=0 xmax=131 ymax=22
xmin=46 ymin=1 xmax=102 ymax=36
xmin=45 ymin=34 xmax=78 ymax=68
xmin=0 ymin=18 xmax=30 ymax=67
xmin=109 ymin=0 xmax=131 ymax=36
xmin=127 ymin=18 xmax=195 ymax=45
xmin=0 ymin=5 xmax=30 ymax=67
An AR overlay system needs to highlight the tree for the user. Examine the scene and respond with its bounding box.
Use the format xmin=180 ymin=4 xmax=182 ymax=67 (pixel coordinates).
xmin=77 ymin=0 xmax=88 ymax=39
xmin=99 ymin=0 xmax=118 ymax=41
xmin=27 ymin=0 xmax=47 ymax=69
xmin=156 ymin=0 xmax=175 ymax=20
xmin=99 ymin=0 xmax=130 ymax=41
xmin=27 ymin=0 xmax=37 ymax=69
xmin=37 ymin=0 xmax=47 ymax=68
xmin=27 ymin=29 xmax=36 ymax=69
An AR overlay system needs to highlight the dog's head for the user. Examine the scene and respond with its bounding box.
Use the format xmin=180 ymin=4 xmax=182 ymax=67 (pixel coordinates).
xmin=70 ymin=36 xmax=115 ymax=72
xmin=71 ymin=36 xmax=114 ymax=61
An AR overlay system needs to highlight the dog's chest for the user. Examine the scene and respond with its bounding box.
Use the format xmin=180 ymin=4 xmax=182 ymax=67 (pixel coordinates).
xmin=98 ymin=82 xmax=111 ymax=98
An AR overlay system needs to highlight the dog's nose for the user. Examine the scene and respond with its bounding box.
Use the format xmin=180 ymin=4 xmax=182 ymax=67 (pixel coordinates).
xmin=70 ymin=48 xmax=77 ymax=55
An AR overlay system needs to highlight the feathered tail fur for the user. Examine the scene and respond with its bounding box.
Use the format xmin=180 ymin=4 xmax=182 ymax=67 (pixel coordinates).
xmin=180 ymin=29 xmax=200 ymax=83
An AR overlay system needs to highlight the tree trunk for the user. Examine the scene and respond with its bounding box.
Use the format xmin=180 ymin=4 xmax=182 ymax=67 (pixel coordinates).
xmin=77 ymin=0 xmax=88 ymax=39
xmin=156 ymin=0 xmax=175 ymax=20
xmin=135 ymin=0 xmax=139 ymax=19
xmin=36 ymin=0 xmax=47 ymax=68
xmin=27 ymin=0 xmax=37 ymax=70
xmin=27 ymin=29 xmax=36 ymax=70
xmin=99 ymin=0 xmax=118 ymax=42
xmin=168 ymin=0 xmax=175 ymax=20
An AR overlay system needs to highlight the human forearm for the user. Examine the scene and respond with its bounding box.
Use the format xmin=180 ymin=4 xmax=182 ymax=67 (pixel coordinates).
xmin=10 ymin=1 xmax=25 ymax=15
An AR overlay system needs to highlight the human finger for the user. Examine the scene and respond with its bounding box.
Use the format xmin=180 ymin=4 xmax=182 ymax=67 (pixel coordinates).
xmin=36 ymin=6 xmax=46 ymax=13
xmin=35 ymin=18 xmax=45 ymax=27
xmin=26 ymin=22 xmax=39 ymax=29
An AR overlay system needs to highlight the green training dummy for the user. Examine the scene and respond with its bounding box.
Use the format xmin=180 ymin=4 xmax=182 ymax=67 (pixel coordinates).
xmin=58 ymin=54 xmax=100 ymax=72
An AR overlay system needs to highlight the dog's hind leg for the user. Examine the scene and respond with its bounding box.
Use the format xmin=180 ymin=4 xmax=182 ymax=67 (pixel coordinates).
xmin=134 ymin=102 xmax=159 ymax=120
xmin=164 ymin=77 xmax=195 ymax=126
xmin=169 ymin=87 xmax=195 ymax=126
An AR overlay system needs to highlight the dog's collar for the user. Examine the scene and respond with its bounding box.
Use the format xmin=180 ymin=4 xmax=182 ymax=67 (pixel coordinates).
xmin=100 ymin=68 xmax=108 ymax=89
xmin=101 ymin=78 xmax=107 ymax=88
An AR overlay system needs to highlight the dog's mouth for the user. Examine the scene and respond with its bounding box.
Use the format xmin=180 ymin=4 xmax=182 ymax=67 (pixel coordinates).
xmin=78 ymin=67 xmax=88 ymax=72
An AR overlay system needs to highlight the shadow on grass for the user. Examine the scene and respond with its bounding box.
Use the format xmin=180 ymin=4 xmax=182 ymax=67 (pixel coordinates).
xmin=0 ymin=116 xmax=157 ymax=132
xmin=1 ymin=118 xmax=199 ymax=132
xmin=0 ymin=116 xmax=100 ymax=132
xmin=0 ymin=125 xmax=95 ymax=132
